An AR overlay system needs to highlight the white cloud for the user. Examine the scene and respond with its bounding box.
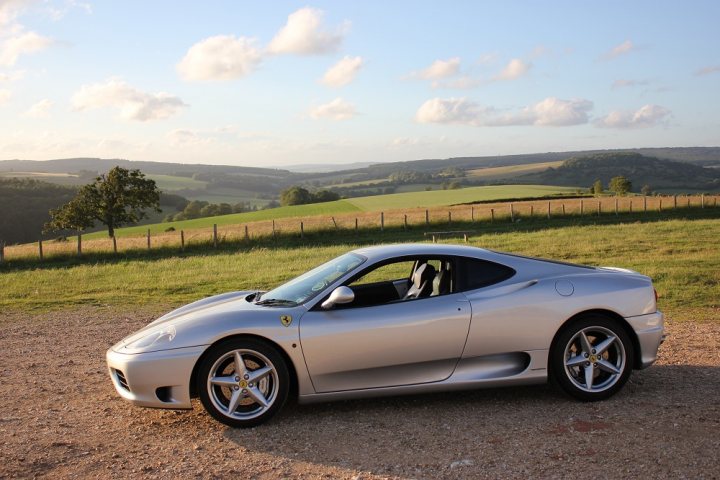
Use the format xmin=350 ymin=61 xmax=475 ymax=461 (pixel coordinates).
xmin=493 ymin=58 xmax=531 ymax=81
xmin=71 ymin=78 xmax=187 ymax=121
xmin=177 ymin=35 xmax=262 ymax=81
xmin=415 ymin=96 xmax=593 ymax=127
xmin=23 ymin=98 xmax=53 ymax=117
xmin=0 ymin=70 xmax=25 ymax=82
xmin=417 ymin=57 xmax=461 ymax=80
xmin=0 ymin=89 xmax=11 ymax=105
xmin=529 ymin=97 xmax=593 ymax=126
xmin=321 ymin=55 xmax=363 ymax=87
xmin=695 ymin=65 xmax=720 ymax=76
xmin=602 ymin=40 xmax=636 ymax=60
xmin=0 ymin=30 xmax=53 ymax=66
xmin=166 ymin=129 xmax=211 ymax=147
xmin=415 ymin=97 xmax=486 ymax=125
xmin=309 ymin=97 xmax=356 ymax=120
xmin=0 ymin=0 xmax=32 ymax=26
xmin=595 ymin=104 xmax=671 ymax=129
xmin=268 ymin=7 xmax=346 ymax=55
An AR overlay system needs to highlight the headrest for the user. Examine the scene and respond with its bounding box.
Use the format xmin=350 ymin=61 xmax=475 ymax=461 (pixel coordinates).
xmin=413 ymin=263 xmax=435 ymax=288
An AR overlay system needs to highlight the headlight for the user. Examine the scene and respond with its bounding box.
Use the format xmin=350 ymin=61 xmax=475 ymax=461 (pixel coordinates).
xmin=125 ymin=325 xmax=177 ymax=350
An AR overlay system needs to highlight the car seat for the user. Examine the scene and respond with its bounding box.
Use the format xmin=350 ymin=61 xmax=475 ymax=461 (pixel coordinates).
xmin=403 ymin=263 xmax=436 ymax=300
xmin=432 ymin=264 xmax=451 ymax=296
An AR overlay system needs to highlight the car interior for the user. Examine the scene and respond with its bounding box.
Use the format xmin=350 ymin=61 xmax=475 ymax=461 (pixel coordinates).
xmin=334 ymin=257 xmax=454 ymax=309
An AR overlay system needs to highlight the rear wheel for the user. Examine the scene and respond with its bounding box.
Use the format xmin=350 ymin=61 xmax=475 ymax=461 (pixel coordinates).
xmin=551 ymin=315 xmax=634 ymax=401
xmin=197 ymin=338 xmax=289 ymax=427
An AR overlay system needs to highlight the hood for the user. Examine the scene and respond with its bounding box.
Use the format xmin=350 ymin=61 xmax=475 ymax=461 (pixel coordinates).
xmin=116 ymin=290 xmax=305 ymax=352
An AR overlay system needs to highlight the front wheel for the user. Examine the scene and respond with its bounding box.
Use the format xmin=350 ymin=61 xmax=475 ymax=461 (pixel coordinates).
xmin=551 ymin=315 xmax=634 ymax=401
xmin=197 ymin=338 xmax=289 ymax=427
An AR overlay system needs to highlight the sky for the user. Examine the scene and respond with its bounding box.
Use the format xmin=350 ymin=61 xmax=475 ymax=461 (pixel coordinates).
xmin=0 ymin=0 xmax=719 ymax=167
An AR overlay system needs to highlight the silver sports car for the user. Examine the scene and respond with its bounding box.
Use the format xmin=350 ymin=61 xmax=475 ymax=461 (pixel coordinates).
xmin=107 ymin=244 xmax=664 ymax=427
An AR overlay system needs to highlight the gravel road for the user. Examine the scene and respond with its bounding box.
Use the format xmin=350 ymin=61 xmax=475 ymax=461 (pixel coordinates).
xmin=1 ymin=307 xmax=718 ymax=479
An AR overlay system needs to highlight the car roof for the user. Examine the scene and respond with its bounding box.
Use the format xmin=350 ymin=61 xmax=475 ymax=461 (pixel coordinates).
xmin=352 ymin=243 xmax=492 ymax=261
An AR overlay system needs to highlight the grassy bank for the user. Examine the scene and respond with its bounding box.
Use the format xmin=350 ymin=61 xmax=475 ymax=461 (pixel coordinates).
xmin=2 ymin=215 xmax=718 ymax=323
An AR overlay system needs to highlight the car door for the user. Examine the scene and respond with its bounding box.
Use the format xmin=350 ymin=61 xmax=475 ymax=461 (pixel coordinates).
xmin=299 ymin=258 xmax=471 ymax=393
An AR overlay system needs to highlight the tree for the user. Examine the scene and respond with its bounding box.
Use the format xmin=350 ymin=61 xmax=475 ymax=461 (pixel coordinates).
xmin=280 ymin=186 xmax=312 ymax=206
xmin=45 ymin=167 xmax=160 ymax=238
xmin=609 ymin=176 xmax=632 ymax=195
xmin=641 ymin=184 xmax=652 ymax=196
xmin=592 ymin=179 xmax=604 ymax=195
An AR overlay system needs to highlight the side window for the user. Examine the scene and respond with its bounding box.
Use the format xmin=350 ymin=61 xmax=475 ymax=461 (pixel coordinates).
xmin=458 ymin=258 xmax=515 ymax=291
xmin=350 ymin=261 xmax=416 ymax=286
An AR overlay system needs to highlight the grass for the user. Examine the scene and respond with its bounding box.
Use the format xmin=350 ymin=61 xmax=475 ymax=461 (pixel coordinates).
xmin=466 ymin=161 xmax=564 ymax=180
xmin=345 ymin=185 xmax=579 ymax=210
xmin=83 ymin=200 xmax=362 ymax=239
xmin=2 ymin=212 xmax=718 ymax=325
xmin=146 ymin=174 xmax=207 ymax=191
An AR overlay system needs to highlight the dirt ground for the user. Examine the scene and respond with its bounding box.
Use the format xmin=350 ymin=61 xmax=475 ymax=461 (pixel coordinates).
xmin=1 ymin=307 xmax=718 ymax=479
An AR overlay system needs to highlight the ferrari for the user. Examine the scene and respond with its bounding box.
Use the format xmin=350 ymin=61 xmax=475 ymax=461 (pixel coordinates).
xmin=107 ymin=244 xmax=664 ymax=427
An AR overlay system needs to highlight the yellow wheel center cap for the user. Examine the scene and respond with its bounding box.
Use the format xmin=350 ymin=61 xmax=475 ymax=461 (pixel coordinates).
xmin=589 ymin=355 xmax=598 ymax=363
xmin=239 ymin=380 xmax=248 ymax=388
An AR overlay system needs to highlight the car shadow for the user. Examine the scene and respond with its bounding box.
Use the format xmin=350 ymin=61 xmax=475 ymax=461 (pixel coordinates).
xmin=220 ymin=364 xmax=720 ymax=478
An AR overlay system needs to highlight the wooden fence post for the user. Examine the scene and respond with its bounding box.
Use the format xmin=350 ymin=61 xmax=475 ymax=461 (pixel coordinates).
xmin=381 ymin=212 xmax=384 ymax=232
xmin=673 ymin=195 xmax=677 ymax=209
xmin=701 ymin=194 xmax=705 ymax=209
xmin=629 ymin=199 xmax=633 ymax=213
xmin=403 ymin=214 xmax=408 ymax=230
xmin=491 ymin=208 xmax=495 ymax=223
xmin=448 ymin=211 xmax=452 ymax=225
xmin=300 ymin=221 xmax=304 ymax=239
xmin=425 ymin=209 xmax=429 ymax=225
xmin=147 ymin=229 xmax=151 ymax=250
xmin=687 ymin=196 xmax=690 ymax=207
xmin=463 ymin=233 xmax=468 ymax=243
xmin=38 ymin=237 xmax=43 ymax=261
xmin=112 ymin=236 xmax=117 ymax=254
xmin=643 ymin=196 xmax=647 ymax=212
xmin=77 ymin=232 xmax=82 ymax=256
xmin=213 ymin=224 xmax=218 ymax=247
xmin=510 ymin=203 xmax=514 ymax=222
xmin=547 ymin=202 xmax=551 ymax=219
xmin=331 ymin=217 xmax=338 ymax=229
xmin=597 ymin=201 xmax=601 ymax=215
xmin=244 ymin=225 xmax=249 ymax=240
xmin=355 ymin=218 xmax=358 ymax=233
xmin=471 ymin=206 xmax=475 ymax=222
xmin=659 ymin=198 xmax=663 ymax=211
xmin=580 ymin=199 xmax=584 ymax=215
xmin=562 ymin=204 xmax=566 ymax=215
xmin=180 ymin=230 xmax=185 ymax=251
xmin=614 ymin=198 xmax=618 ymax=216
xmin=530 ymin=205 xmax=534 ymax=216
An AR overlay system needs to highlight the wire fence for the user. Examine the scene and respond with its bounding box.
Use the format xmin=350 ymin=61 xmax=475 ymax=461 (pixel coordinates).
xmin=1 ymin=194 xmax=718 ymax=263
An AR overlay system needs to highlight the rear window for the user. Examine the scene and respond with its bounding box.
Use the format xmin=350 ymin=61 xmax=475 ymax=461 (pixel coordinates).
xmin=457 ymin=257 xmax=515 ymax=291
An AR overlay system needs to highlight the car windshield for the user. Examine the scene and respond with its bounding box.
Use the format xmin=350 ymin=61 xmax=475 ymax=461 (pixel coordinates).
xmin=258 ymin=253 xmax=366 ymax=306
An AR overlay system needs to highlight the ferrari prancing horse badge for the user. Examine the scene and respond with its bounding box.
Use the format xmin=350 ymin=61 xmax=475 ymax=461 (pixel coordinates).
xmin=280 ymin=315 xmax=292 ymax=327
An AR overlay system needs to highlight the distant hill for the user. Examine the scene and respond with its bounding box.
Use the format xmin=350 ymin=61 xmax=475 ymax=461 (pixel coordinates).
xmin=519 ymin=152 xmax=720 ymax=191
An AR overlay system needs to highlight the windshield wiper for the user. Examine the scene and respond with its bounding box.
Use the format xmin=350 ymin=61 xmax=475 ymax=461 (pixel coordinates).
xmin=255 ymin=298 xmax=297 ymax=306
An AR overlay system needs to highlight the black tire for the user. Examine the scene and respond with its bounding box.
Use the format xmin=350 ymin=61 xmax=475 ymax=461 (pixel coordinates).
xmin=551 ymin=314 xmax=634 ymax=401
xmin=197 ymin=338 xmax=289 ymax=428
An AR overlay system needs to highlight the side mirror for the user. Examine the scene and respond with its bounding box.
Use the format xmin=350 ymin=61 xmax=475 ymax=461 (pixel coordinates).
xmin=321 ymin=286 xmax=355 ymax=310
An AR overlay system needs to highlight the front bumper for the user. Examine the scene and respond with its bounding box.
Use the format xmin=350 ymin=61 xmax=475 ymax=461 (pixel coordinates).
xmin=625 ymin=311 xmax=664 ymax=369
xmin=106 ymin=345 xmax=206 ymax=409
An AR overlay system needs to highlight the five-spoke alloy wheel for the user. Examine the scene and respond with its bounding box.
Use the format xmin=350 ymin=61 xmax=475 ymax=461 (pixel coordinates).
xmin=198 ymin=338 xmax=289 ymax=428
xmin=551 ymin=315 xmax=634 ymax=401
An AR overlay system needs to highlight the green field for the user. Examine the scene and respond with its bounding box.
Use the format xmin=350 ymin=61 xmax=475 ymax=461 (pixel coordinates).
xmin=146 ymin=174 xmax=208 ymax=191
xmin=467 ymin=161 xmax=564 ymax=180
xmin=345 ymin=184 xmax=579 ymax=210
xmin=81 ymin=184 xmax=578 ymax=239
xmin=83 ymin=200 xmax=362 ymax=239
xmin=3 ymin=216 xmax=718 ymax=323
